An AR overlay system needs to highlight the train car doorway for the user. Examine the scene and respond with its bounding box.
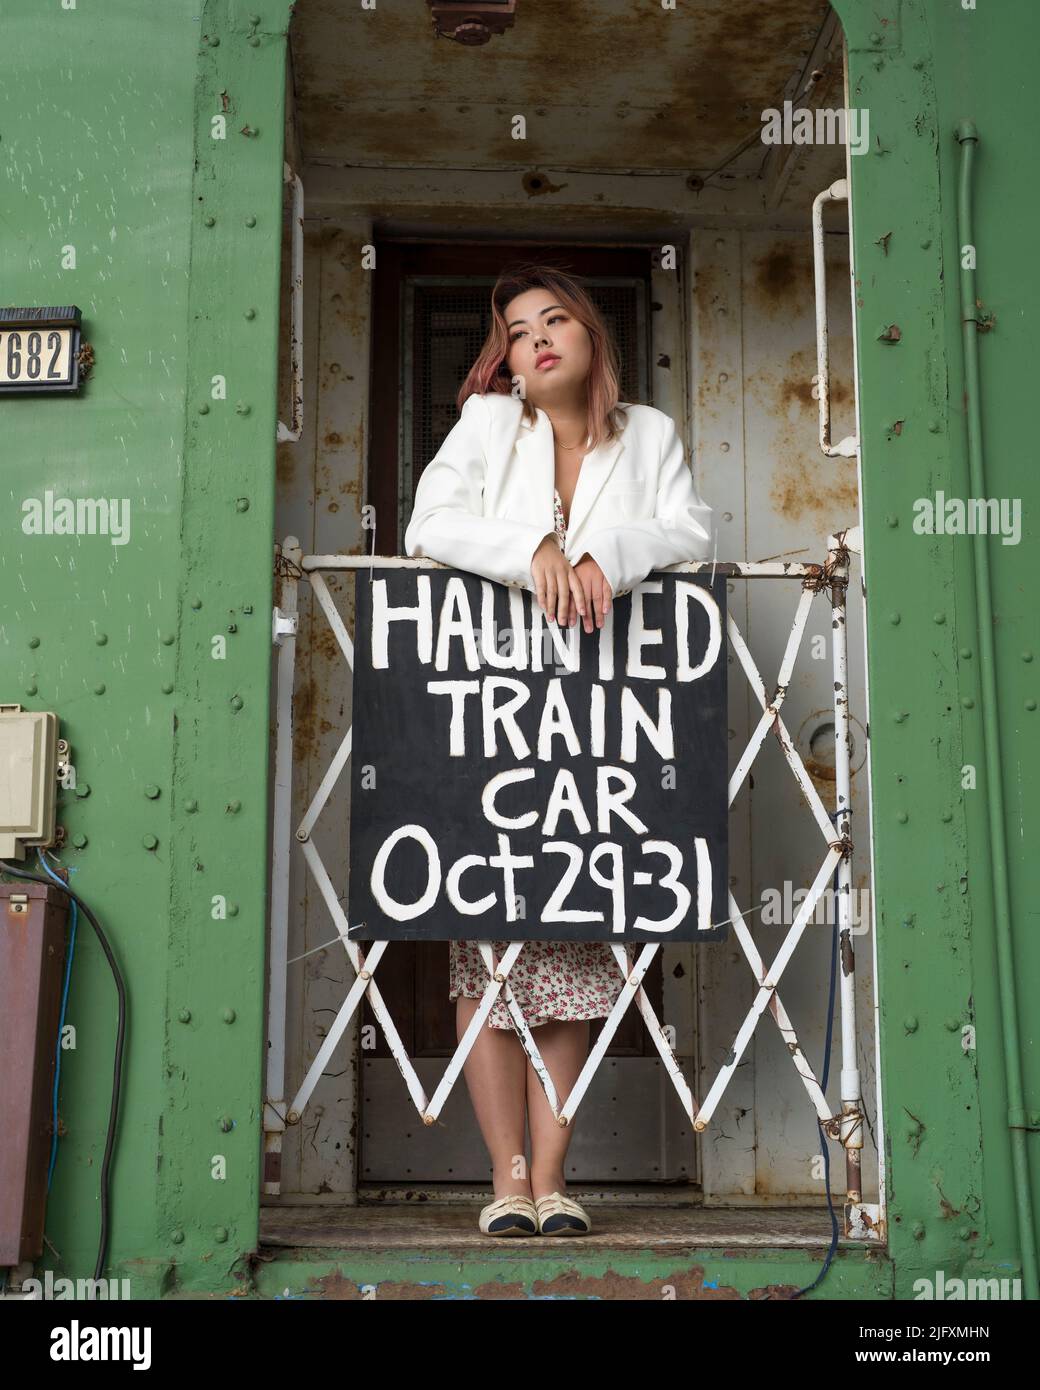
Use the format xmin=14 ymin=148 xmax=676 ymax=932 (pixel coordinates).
xmin=264 ymin=0 xmax=882 ymax=1247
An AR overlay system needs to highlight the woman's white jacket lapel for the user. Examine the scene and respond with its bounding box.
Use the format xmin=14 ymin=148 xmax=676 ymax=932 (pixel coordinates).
xmin=404 ymin=391 xmax=713 ymax=595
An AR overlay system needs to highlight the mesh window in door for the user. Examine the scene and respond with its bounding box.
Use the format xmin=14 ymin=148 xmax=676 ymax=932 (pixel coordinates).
xmin=403 ymin=279 xmax=648 ymax=531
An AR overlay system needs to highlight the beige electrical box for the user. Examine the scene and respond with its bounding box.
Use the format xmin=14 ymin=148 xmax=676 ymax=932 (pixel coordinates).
xmin=0 ymin=706 xmax=58 ymax=860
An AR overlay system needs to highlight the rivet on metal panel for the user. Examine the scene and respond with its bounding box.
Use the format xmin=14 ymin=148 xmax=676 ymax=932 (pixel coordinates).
xmin=162 ymin=633 xmax=175 ymax=646
xmin=185 ymin=799 xmax=199 ymax=813
xmin=227 ymin=623 xmax=238 ymax=633
xmin=295 ymin=830 xmax=309 ymax=842
xmin=162 ymin=682 xmax=174 ymax=694
xmin=902 ymin=914 xmax=916 ymax=928
xmin=897 ymin=811 xmax=908 ymax=824
xmin=244 ymin=215 xmax=256 ymax=227
xmin=72 ymin=834 xmax=88 ymax=849
xmin=912 ymin=58 xmax=925 ymax=70
xmin=920 ymin=239 xmax=932 ymax=250
xmin=226 ymin=800 xmax=241 ymax=814
xmin=240 ymin=125 xmax=259 ymax=138
xmin=223 ymin=1009 xmax=236 ymax=1024
xmin=142 ymin=835 xmax=158 ymax=850
xmin=244 ymin=308 xmax=256 ymax=320
xmin=720 ymin=442 xmax=730 ymax=453
xmin=945 ymin=1018 xmax=960 ymax=1031
xmin=171 ymin=1230 xmax=185 ymax=1245
xmin=904 ymin=1017 xmax=918 ymax=1033
xmin=893 ymin=712 xmax=907 ymax=723
xmin=1027 ymin=700 xmax=1037 ymax=712
xmin=29 ymin=636 xmax=40 ymax=648
xmin=236 ymin=497 xmax=250 ymax=512
xmin=144 ymin=785 xmax=160 ymax=799
xmin=872 ymin=57 xmax=884 ymax=71
xmin=214 ymin=1227 xmax=229 ymax=1242
xmin=961 ymin=647 xmax=973 ymax=659
xmin=95 ymin=633 xmax=108 ymax=646
xmin=885 ymin=514 xmax=898 ymax=527
xmin=220 ymin=1117 xmax=234 ymax=1132
xmin=249 ymin=36 xmax=260 ymax=46
xmin=722 ymin=512 xmax=733 ymax=522
xmin=869 ymin=30 xmax=883 ymax=43
xmin=962 ymin=697 xmax=975 ymax=709
xmin=928 ymin=419 xmax=941 ymax=433
xmin=912 ymin=1222 xmax=925 ymax=1240
xmin=94 ymin=683 xmax=106 ymax=696
xmin=934 ymin=612 xmax=946 ymax=624
xmin=198 ymin=403 xmax=210 ymax=414
xmin=1023 ymin=651 xmax=1034 ymax=662
xmin=287 ymin=1110 xmax=300 ymax=1125
xmin=941 ymin=811 xmax=953 ymax=823
xmin=227 ymin=904 xmax=239 ymax=917
xmin=25 ymin=683 xmax=37 ymax=696
xmin=235 ymin=402 xmax=251 ymax=416
xmin=75 ymin=783 xmax=91 ymax=798
xmin=230 ymin=695 xmax=244 ymax=711
xmin=889 ymin=613 xmax=901 ymax=625
xmin=191 ymin=597 xmax=203 ymax=610
xmin=178 ymin=1010 xmax=191 ymax=1023
xmin=203 ymin=215 xmax=216 ymax=227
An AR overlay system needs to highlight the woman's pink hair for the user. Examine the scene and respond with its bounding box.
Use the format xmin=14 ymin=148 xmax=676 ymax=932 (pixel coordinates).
xmin=457 ymin=264 xmax=627 ymax=450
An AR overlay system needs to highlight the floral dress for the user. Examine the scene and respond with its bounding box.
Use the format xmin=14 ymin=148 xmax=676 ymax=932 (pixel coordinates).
xmin=448 ymin=489 xmax=627 ymax=1030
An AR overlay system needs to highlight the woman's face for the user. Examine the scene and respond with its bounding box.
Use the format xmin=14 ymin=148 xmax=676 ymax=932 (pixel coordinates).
xmin=502 ymin=288 xmax=593 ymax=405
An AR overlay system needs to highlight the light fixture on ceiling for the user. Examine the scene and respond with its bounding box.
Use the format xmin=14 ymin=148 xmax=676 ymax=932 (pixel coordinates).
xmin=426 ymin=1 xmax=518 ymax=45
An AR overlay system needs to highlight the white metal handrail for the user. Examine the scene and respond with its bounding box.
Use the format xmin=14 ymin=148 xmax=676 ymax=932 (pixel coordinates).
xmin=264 ymin=537 xmax=876 ymax=1238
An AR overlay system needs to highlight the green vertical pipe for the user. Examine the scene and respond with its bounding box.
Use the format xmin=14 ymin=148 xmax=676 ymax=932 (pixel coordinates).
xmin=955 ymin=119 xmax=1038 ymax=1300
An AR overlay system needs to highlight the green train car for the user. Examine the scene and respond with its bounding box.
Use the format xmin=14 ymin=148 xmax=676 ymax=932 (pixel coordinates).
xmin=1 ymin=0 xmax=1036 ymax=1309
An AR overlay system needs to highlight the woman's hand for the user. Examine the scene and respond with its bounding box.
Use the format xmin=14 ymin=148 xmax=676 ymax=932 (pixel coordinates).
xmin=531 ymin=535 xmax=587 ymax=628
xmin=572 ymin=553 xmax=613 ymax=633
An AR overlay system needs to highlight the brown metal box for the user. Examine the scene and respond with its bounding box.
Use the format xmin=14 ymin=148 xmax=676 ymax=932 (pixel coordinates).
xmin=0 ymin=881 xmax=68 ymax=1265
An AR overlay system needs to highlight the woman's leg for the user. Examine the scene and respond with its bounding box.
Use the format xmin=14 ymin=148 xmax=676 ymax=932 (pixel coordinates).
xmin=525 ymin=1019 xmax=590 ymax=1200
xmin=455 ymin=996 xmax=531 ymax=1199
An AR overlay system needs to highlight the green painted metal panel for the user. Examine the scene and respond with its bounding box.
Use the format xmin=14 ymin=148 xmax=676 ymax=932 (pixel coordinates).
xmin=832 ymin=0 xmax=1039 ymax=1298
xmin=0 ymin=0 xmax=292 ymax=1297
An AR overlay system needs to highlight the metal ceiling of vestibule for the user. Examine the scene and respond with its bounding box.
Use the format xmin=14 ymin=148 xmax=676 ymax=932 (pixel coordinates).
xmin=291 ymin=0 xmax=840 ymax=181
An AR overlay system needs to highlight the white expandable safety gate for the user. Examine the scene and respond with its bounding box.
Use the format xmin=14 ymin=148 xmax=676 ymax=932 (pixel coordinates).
xmin=263 ymin=533 xmax=881 ymax=1241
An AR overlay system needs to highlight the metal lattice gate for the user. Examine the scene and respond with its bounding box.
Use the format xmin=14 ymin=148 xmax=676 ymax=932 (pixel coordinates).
xmin=263 ymin=535 xmax=880 ymax=1241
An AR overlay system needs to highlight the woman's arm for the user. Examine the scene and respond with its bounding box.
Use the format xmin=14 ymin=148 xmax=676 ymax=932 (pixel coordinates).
xmin=581 ymin=412 xmax=714 ymax=595
xmin=404 ymin=393 xmax=554 ymax=589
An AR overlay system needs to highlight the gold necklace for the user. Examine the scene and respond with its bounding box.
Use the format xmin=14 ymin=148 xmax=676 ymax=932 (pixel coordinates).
xmin=555 ymin=433 xmax=587 ymax=450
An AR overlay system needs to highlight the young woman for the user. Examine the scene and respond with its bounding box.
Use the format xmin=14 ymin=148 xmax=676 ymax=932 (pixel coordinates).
xmin=404 ymin=265 xmax=714 ymax=1237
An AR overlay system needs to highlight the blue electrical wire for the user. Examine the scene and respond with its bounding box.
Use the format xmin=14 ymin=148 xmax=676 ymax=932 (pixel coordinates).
xmin=36 ymin=849 xmax=78 ymax=1191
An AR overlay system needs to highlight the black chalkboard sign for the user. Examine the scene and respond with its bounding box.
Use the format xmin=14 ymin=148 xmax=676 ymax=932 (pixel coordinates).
xmin=348 ymin=570 xmax=728 ymax=942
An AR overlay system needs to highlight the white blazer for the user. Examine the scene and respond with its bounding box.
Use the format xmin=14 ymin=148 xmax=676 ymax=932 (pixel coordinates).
xmin=404 ymin=392 xmax=714 ymax=595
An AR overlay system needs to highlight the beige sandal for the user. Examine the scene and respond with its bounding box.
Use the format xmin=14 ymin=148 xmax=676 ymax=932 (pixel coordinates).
xmin=478 ymin=1194 xmax=539 ymax=1237
xmin=535 ymin=1191 xmax=592 ymax=1236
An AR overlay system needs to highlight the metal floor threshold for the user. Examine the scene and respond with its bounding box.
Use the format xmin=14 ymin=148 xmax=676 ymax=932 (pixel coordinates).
xmin=259 ymin=1203 xmax=855 ymax=1250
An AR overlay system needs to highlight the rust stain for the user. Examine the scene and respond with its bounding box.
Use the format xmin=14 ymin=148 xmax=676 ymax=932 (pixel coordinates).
xmin=770 ymin=453 xmax=857 ymax=525
xmin=753 ymin=246 xmax=812 ymax=308
xmin=308 ymin=1264 xmax=756 ymax=1300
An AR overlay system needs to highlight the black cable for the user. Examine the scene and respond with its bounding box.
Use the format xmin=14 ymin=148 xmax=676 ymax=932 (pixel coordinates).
xmin=788 ymin=810 xmax=844 ymax=1300
xmin=1 ymin=858 xmax=127 ymax=1282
